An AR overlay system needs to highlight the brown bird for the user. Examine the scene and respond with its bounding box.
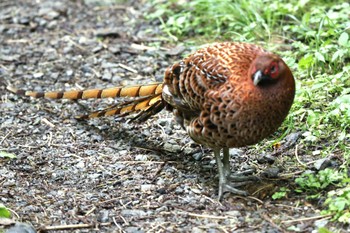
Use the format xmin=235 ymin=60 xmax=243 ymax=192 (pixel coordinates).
xmin=7 ymin=42 xmax=295 ymax=199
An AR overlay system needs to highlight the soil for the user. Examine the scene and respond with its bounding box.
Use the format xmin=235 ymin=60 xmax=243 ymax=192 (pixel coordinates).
xmin=0 ymin=0 xmax=345 ymax=232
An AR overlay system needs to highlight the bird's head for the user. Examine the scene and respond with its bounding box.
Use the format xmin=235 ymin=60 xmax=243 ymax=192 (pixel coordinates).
xmin=250 ymin=54 xmax=294 ymax=88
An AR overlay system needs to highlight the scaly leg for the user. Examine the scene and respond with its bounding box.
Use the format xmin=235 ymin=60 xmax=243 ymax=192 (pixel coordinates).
xmin=214 ymin=148 xmax=247 ymax=200
xmin=215 ymin=148 xmax=259 ymax=199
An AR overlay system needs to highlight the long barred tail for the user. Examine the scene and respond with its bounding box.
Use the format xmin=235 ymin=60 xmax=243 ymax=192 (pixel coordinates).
xmin=76 ymin=94 xmax=164 ymax=121
xmin=6 ymin=83 xmax=163 ymax=99
xmin=7 ymin=83 xmax=165 ymax=121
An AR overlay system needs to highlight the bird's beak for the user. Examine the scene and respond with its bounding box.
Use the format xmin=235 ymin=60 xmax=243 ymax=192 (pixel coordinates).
xmin=253 ymin=70 xmax=263 ymax=86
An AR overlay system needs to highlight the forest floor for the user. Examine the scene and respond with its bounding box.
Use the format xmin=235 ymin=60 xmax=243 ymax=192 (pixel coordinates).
xmin=0 ymin=0 xmax=345 ymax=232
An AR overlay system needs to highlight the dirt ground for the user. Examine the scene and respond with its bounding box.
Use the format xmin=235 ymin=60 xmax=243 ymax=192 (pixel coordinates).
xmin=0 ymin=0 xmax=346 ymax=232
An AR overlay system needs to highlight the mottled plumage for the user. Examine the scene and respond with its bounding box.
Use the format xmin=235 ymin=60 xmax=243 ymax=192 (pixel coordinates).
xmin=7 ymin=42 xmax=295 ymax=199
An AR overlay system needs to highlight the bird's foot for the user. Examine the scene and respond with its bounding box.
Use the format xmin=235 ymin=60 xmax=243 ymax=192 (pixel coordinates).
xmin=214 ymin=148 xmax=258 ymax=200
xmin=218 ymin=171 xmax=258 ymax=199
xmin=229 ymin=168 xmax=257 ymax=181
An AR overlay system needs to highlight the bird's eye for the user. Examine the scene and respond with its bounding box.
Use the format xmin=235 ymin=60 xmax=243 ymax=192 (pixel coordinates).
xmin=269 ymin=62 xmax=279 ymax=78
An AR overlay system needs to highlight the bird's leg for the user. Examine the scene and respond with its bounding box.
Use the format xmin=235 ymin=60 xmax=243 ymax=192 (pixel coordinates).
xmin=222 ymin=147 xmax=231 ymax=177
xmin=214 ymin=148 xmax=248 ymax=200
xmin=214 ymin=148 xmax=226 ymax=199
xmin=223 ymin=147 xmax=256 ymax=182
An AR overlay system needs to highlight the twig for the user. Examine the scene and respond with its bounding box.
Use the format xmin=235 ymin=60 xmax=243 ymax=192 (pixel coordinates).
xmin=41 ymin=118 xmax=55 ymax=128
xmin=175 ymin=211 xmax=228 ymax=220
xmin=0 ymin=130 xmax=12 ymax=146
xmin=151 ymin=161 xmax=167 ymax=182
xmin=118 ymin=63 xmax=138 ymax=73
xmin=85 ymin=205 xmax=96 ymax=216
xmin=294 ymin=145 xmax=307 ymax=167
xmin=112 ymin=217 xmax=124 ymax=232
xmin=261 ymin=213 xmax=286 ymax=233
xmin=39 ymin=223 xmax=111 ymax=231
xmin=232 ymin=195 xmax=264 ymax=204
xmin=7 ymin=207 xmax=20 ymax=219
xmin=281 ymin=214 xmax=332 ymax=224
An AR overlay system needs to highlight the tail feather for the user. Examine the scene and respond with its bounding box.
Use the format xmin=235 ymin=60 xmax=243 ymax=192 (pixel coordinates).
xmin=7 ymin=83 xmax=163 ymax=99
xmin=75 ymin=94 xmax=164 ymax=120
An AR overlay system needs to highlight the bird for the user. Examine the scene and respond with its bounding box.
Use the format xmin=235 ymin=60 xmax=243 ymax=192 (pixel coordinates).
xmin=7 ymin=42 xmax=295 ymax=199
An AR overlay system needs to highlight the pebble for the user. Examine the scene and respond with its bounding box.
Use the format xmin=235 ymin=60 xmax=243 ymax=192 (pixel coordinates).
xmin=66 ymin=69 xmax=74 ymax=77
xmin=314 ymin=158 xmax=332 ymax=170
xmin=229 ymin=148 xmax=243 ymax=157
xmin=135 ymin=154 xmax=148 ymax=161
xmin=155 ymin=205 xmax=168 ymax=213
xmin=5 ymin=222 xmax=36 ymax=233
xmin=124 ymin=227 xmax=144 ymax=233
xmin=33 ymin=72 xmax=44 ymax=78
xmin=47 ymin=20 xmax=57 ymax=29
xmin=225 ymin=210 xmax=241 ymax=217
xmin=192 ymin=153 xmax=202 ymax=161
xmin=163 ymin=142 xmax=182 ymax=153
xmin=98 ymin=210 xmax=109 ymax=223
xmin=75 ymin=161 xmax=85 ymax=168
xmin=257 ymin=152 xmax=276 ymax=164
xmin=165 ymin=45 xmax=186 ymax=56
xmin=121 ymin=209 xmax=147 ymax=217
xmin=175 ymin=187 xmax=184 ymax=194
xmin=262 ymin=167 xmax=281 ymax=178
xmin=142 ymin=66 xmax=154 ymax=74
xmin=141 ymin=184 xmax=155 ymax=192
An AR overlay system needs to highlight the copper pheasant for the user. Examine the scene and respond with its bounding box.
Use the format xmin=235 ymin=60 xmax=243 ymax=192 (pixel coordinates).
xmin=7 ymin=42 xmax=295 ymax=199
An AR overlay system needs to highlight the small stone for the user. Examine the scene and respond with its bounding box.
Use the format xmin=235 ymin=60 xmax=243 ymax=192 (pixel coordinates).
xmin=191 ymin=227 xmax=205 ymax=233
xmin=143 ymin=66 xmax=154 ymax=74
xmin=165 ymin=45 xmax=186 ymax=56
xmin=257 ymin=152 xmax=276 ymax=164
xmin=262 ymin=167 xmax=281 ymax=178
xmin=101 ymin=62 xmax=119 ymax=68
xmin=98 ymin=210 xmax=109 ymax=223
xmin=225 ymin=210 xmax=241 ymax=217
xmin=163 ymin=142 xmax=182 ymax=153
xmin=156 ymin=188 xmax=166 ymax=194
xmin=76 ymin=161 xmax=85 ymax=168
xmin=314 ymin=158 xmax=332 ymax=170
xmin=47 ymin=20 xmax=57 ymax=29
xmin=175 ymin=187 xmax=183 ymax=194
xmin=124 ymin=227 xmax=144 ymax=233
xmin=141 ymin=184 xmax=155 ymax=192
xmin=229 ymin=148 xmax=243 ymax=157
xmin=5 ymin=222 xmax=36 ymax=233
xmin=33 ymin=72 xmax=44 ymax=78
xmin=121 ymin=209 xmax=147 ymax=217
xmin=135 ymin=154 xmax=148 ymax=161
xmin=192 ymin=152 xmax=203 ymax=161
xmin=89 ymin=173 xmax=100 ymax=179
xmin=284 ymin=132 xmax=301 ymax=147
xmin=191 ymin=188 xmax=202 ymax=194
xmin=19 ymin=17 xmax=30 ymax=25
xmin=92 ymin=45 xmax=103 ymax=53
xmin=66 ymin=70 xmax=74 ymax=77
xmin=314 ymin=218 xmax=329 ymax=228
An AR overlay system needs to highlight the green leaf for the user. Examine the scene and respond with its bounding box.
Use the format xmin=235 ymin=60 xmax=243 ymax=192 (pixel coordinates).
xmin=315 ymin=51 xmax=325 ymax=63
xmin=0 ymin=151 xmax=17 ymax=159
xmin=0 ymin=205 xmax=11 ymax=218
xmin=338 ymin=212 xmax=350 ymax=224
xmin=338 ymin=32 xmax=349 ymax=46
xmin=318 ymin=227 xmax=333 ymax=233
xmin=298 ymin=55 xmax=314 ymax=70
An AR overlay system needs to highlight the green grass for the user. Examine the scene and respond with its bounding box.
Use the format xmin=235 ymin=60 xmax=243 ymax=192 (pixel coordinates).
xmin=148 ymin=0 xmax=350 ymax=224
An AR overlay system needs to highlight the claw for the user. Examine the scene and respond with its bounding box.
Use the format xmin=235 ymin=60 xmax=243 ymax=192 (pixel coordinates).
xmin=214 ymin=148 xmax=257 ymax=200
